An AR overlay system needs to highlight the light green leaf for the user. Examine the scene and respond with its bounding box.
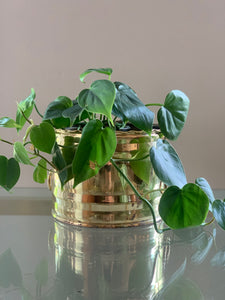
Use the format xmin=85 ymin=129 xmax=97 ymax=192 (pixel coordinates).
xmin=212 ymin=199 xmax=225 ymax=230
xmin=195 ymin=177 xmax=215 ymax=211
xmin=33 ymin=159 xmax=47 ymax=183
xmin=78 ymin=79 xmax=115 ymax=123
xmin=112 ymin=82 xmax=154 ymax=133
xmin=13 ymin=142 xmax=32 ymax=165
xmin=80 ymin=68 xmax=113 ymax=82
xmin=0 ymin=249 xmax=23 ymax=288
xmin=72 ymin=120 xmax=117 ymax=187
xmin=150 ymin=139 xmax=187 ymax=188
xmin=0 ymin=156 xmax=20 ymax=191
xmin=157 ymin=90 xmax=190 ymax=140
xmin=0 ymin=117 xmax=21 ymax=128
xmin=159 ymin=183 xmax=209 ymax=229
xmin=16 ymin=88 xmax=36 ymax=132
xmin=30 ymin=122 xmax=56 ymax=154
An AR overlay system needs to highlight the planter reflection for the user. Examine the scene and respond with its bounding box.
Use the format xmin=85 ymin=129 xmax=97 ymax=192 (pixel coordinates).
xmin=50 ymin=129 xmax=164 ymax=227
xmin=51 ymin=221 xmax=165 ymax=299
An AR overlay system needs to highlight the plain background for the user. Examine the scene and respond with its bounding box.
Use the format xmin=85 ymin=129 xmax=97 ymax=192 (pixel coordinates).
xmin=0 ymin=0 xmax=224 ymax=189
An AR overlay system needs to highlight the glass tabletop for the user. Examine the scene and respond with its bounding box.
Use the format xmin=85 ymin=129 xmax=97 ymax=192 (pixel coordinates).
xmin=0 ymin=190 xmax=225 ymax=300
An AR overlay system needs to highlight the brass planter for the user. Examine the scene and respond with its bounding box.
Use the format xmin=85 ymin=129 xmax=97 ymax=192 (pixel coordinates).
xmin=49 ymin=129 xmax=164 ymax=227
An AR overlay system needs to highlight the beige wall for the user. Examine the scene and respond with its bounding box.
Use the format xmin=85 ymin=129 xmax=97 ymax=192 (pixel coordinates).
xmin=0 ymin=0 xmax=224 ymax=189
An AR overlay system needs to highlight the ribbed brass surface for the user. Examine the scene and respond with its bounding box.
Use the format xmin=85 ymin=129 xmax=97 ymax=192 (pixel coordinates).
xmin=50 ymin=129 xmax=164 ymax=227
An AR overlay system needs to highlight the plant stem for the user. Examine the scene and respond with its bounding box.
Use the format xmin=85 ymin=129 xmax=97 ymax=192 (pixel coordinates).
xmin=145 ymin=103 xmax=163 ymax=107
xmin=28 ymin=150 xmax=56 ymax=170
xmin=0 ymin=138 xmax=14 ymax=146
xmin=110 ymin=158 xmax=170 ymax=234
xmin=34 ymin=103 xmax=44 ymax=118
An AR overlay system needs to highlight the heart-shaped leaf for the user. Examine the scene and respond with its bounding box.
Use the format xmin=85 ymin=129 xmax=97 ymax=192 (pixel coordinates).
xmin=80 ymin=68 xmax=113 ymax=82
xmin=72 ymin=120 xmax=117 ymax=187
xmin=0 ymin=156 xmax=20 ymax=191
xmin=16 ymin=88 xmax=36 ymax=132
xmin=150 ymin=139 xmax=187 ymax=188
xmin=195 ymin=177 xmax=215 ymax=211
xmin=0 ymin=249 xmax=23 ymax=288
xmin=43 ymin=96 xmax=73 ymax=128
xmin=212 ymin=199 xmax=225 ymax=230
xmin=113 ymin=82 xmax=154 ymax=133
xmin=157 ymin=90 xmax=190 ymax=140
xmin=159 ymin=183 xmax=209 ymax=229
xmin=13 ymin=142 xmax=33 ymax=165
xmin=33 ymin=159 xmax=47 ymax=184
xmin=78 ymin=80 xmax=115 ymax=123
xmin=0 ymin=117 xmax=21 ymax=128
xmin=30 ymin=122 xmax=56 ymax=154
xmin=62 ymin=100 xmax=83 ymax=125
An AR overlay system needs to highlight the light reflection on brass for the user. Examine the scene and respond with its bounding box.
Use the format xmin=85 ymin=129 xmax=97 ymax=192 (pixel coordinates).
xmin=53 ymin=220 xmax=165 ymax=299
xmin=50 ymin=129 xmax=164 ymax=227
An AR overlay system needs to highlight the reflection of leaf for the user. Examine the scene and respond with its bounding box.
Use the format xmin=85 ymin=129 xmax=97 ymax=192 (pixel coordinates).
xmin=211 ymin=250 xmax=225 ymax=269
xmin=34 ymin=258 xmax=48 ymax=286
xmin=0 ymin=249 xmax=23 ymax=288
xmin=191 ymin=235 xmax=213 ymax=264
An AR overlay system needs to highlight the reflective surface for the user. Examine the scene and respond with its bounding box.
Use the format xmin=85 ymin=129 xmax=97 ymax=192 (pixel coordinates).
xmin=50 ymin=129 xmax=164 ymax=227
xmin=0 ymin=192 xmax=225 ymax=299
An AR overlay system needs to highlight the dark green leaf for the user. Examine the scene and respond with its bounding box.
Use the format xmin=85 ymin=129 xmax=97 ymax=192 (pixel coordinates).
xmin=13 ymin=142 xmax=32 ymax=165
xmin=34 ymin=258 xmax=48 ymax=286
xmin=150 ymin=139 xmax=187 ymax=188
xmin=159 ymin=183 xmax=209 ymax=229
xmin=78 ymin=79 xmax=115 ymax=123
xmin=33 ymin=159 xmax=47 ymax=183
xmin=62 ymin=100 xmax=83 ymax=125
xmin=212 ymin=199 xmax=225 ymax=230
xmin=157 ymin=90 xmax=190 ymax=140
xmin=16 ymin=88 xmax=36 ymax=132
xmin=52 ymin=143 xmax=68 ymax=185
xmin=113 ymin=82 xmax=154 ymax=133
xmin=43 ymin=96 xmax=72 ymax=128
xmin=0 ymin=156 xmax=20 ymax=191
xmin=80 ymin=68 xmax=113 ymax=82
xmin=72 ymin=120 xmax=117 ymax=187
xmin=0 ymin=249 xmax=23 ymax=288
xmin=30 ymin=122 xmax=56 ymax=154
xmin=0 ymin=117 xmax=21 ymax=128
xmin=195 ymin=177 xmax=215 ymax=211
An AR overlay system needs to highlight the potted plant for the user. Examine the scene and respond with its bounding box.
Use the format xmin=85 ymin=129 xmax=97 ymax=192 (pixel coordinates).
xmin=0 ymin=68 xmax=224 ymax=232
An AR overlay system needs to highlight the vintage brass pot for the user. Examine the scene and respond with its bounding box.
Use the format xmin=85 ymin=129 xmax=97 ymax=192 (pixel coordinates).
xmin=49 ymin=129 xmax=164 ymax=227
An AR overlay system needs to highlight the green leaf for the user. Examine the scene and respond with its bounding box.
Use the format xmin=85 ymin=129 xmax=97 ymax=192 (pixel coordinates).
xmin=80 ymin=68 xmax=113 ymax=82
xmin=157 ymin=90 xmax=190 ymax=140
xmin=150 ymin=139 xmax=187 ymax=188
xmin=33 ymin=159 xmax=47 ymax=183
xmin=72 ymin=120 xmax=117 ymax=187
xmin=0 ymin=117 xmax=21 ymax=128
xmin=62 ymin=99 xmax=83 ymax=125
xmin=43 ymin=96 xmax=73 ymax=128
xmin=34 ymin=258 xmax=48 ymax=286
xmin=16 ymin=88 xmax=36 ymax=132
xmin=113 ymin=82 xmax=154 ymax=133
xmin=212 ymin=199 xmax=225 ymax=230
xmin=159 ymin=183 xmax=209 ymax=229
xmin=0 ymin=156 xmax=20 ymax=191
xmin=0 ymin=249 xmax=23 ymax=288
xmin=13 ymin=142 xmax=32 ymax=165
xmin=30 ymin=122 xmax=56 ymax=154
xmin=52 ymin=143 xmax=68 ymax=185
xmin=195 ymin=177 xmax=215 ymax=211
xmin=78 ymin=79 xmax=115 ymax=123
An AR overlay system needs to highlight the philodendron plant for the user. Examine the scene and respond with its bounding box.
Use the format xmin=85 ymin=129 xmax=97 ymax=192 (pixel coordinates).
xmin=0 ymin=68 xmax=224 ymax=233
